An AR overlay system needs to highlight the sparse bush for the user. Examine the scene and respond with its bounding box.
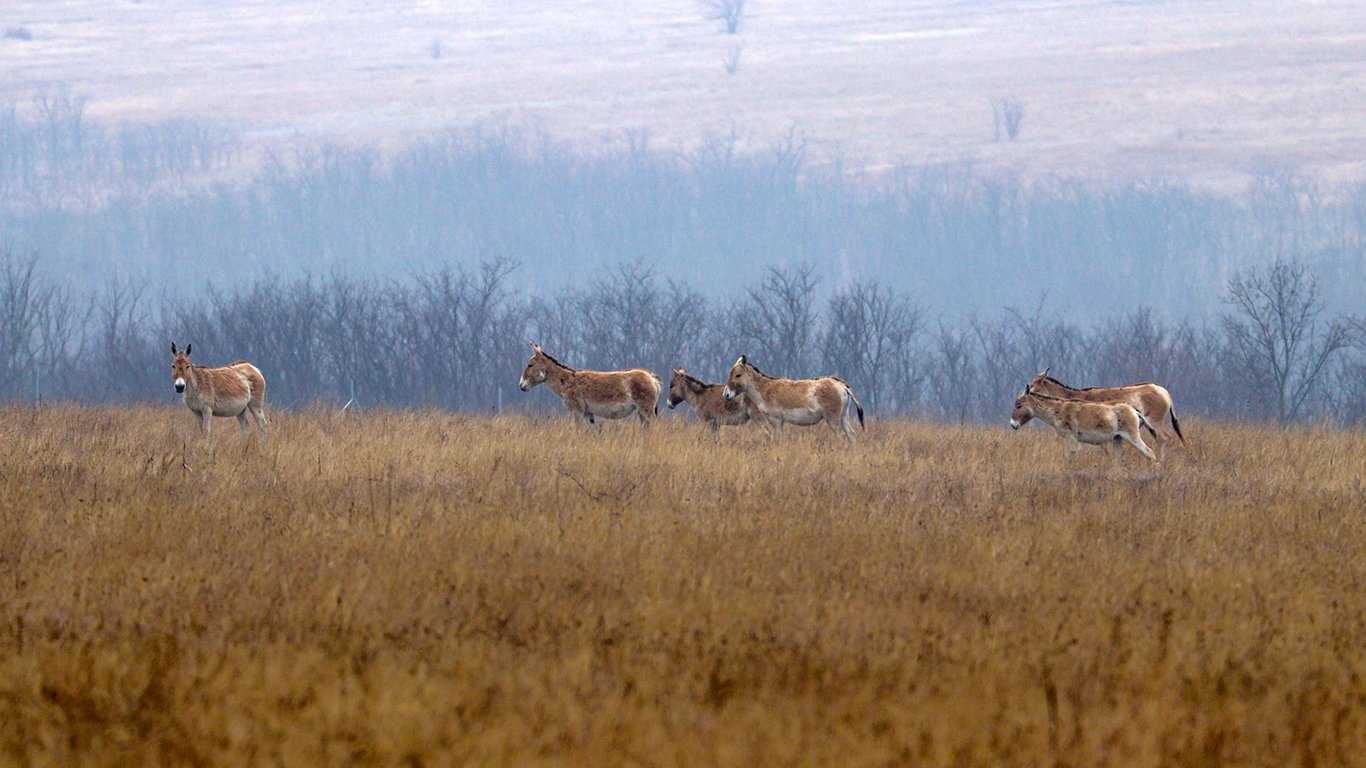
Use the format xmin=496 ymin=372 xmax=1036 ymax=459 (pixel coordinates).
xmin=701 ymin=0 xmax=746 ymax=34
xmin=993 ymin=95 xmax=1026 ymax=141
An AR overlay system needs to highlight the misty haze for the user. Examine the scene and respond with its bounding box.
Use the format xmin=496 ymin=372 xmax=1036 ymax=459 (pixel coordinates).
xmin=6 ymin=3 xmax=1366 ymax=766
xmin=3 ymin=0 xmax=1363 ymax=420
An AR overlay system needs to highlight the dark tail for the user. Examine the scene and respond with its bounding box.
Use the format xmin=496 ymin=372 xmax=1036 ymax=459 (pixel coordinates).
xmin=1138 ymin=413 xmax=1158 ymax=440
xmin=846 ymin=386 xmax=866 ymax=430
xmin=1169 ymin=405 xmax=1188 ymax=447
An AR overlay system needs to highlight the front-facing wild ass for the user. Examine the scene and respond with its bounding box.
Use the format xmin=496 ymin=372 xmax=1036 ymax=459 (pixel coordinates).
xmin=1028 ymin=367 xmax=1187 ymax=458
xmin=170 ymin=342 xmax=268 ymax=437
xmin=722 ymin=355 xmax=865 ymax=446
xmin=667 ymin=367 xmax=762 ymax=440
xmin=519 ymin=343 xmax=662 ymax=426
xmin=1010 ymin=386 xmax=1158 ymax=463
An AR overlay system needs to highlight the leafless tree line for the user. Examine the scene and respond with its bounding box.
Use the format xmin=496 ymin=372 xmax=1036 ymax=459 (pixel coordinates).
xmin=1 ymin=251 xmax=1361 ymax=424
xmin=0 ymin=89 xmax=240 ymax=206
xmin=6 ymin=120 xmax=1366 ymax=325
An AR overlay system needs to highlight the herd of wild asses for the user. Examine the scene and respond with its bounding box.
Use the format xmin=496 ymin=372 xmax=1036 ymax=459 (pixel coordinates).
xmin=169 ymin=341 xmax=1188 ymax=461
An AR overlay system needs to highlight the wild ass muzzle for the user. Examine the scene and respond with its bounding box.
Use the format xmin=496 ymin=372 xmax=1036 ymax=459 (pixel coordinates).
xmin=1010 ymin=385 xmax=1158 ymax=463
xmin=170 ymin=342 xmax=268 ymax=438
xmin=722 ymin=355 xmax=865 ymax=446
xmin=519 ymin=343 xmax=662 ymax=426
xmin=667 ymin=367 xmax=763 ymax=441
xmin=1028 ymin=367 xmax=1187 ymax=458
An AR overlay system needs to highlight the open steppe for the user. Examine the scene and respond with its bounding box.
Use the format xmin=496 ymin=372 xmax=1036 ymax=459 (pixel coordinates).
xmin=2 ymin=406 xmax=1365 ymax=765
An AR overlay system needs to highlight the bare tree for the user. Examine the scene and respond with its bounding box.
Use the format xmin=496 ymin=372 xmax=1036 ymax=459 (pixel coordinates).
xmin=71 ymin=276 xmax=159 ymax=402
xmin=0 ymin=252 xmax=47 ymax=400
xmin=821 ymin=280 xmax=925 ymax=415
xmin=927 ymin=322 xmax=978 ymax=423
xmin=574 ymin=261 xmax=665 ymax=371
xmin=729 ymin=263 xmax=821 ymax=376
xmin=1221 ymin=259 xmax=1352 ymax=422
xmin=701 ymin=0 xmax=746 ymax=34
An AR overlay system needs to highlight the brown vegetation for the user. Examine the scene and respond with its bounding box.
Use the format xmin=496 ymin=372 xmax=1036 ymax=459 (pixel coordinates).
xmin=2 ymin=406 xmax=1364 ymax=766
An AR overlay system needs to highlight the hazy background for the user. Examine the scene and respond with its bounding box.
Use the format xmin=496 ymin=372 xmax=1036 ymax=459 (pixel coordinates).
xmin=1 ymin=1 xmax=1363 ymax=418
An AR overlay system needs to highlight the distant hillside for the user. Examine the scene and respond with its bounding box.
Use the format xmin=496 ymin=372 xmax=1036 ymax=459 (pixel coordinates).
xmin=4 ymin=0 xmax=1365 ymax=187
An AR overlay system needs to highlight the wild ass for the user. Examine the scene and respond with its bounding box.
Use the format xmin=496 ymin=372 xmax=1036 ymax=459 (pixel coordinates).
xmin=170 ymin=342 xmax=268 ymax=437
xmin=667 ymin=367 xmax=762 ymax=440
xmin=1010 ymin=386 xmax=1158 ymax=463
xmin=1028 ymin=367 xmax=1187 ymax=457
xmin=519 ymin=343 xmax=662 ymax=426
xmin=722 ymin=355 xmax=865 ymax=446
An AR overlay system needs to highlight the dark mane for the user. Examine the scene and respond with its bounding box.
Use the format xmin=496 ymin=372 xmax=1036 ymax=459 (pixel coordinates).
xmin=676 ymin=370 xmax=710 ymax=390
xmin=538 ymin=349 xmax=577 ymax=373
xmin=1042 ymin=375 xmax=1083 ymax=390
xmin=743 ymin=358 xmax=771 ymax=378
xmin=1025 ymin=388 xmax=1069 ymax=403
xmin=1042 ymin=375 xmax=1154 ymax=391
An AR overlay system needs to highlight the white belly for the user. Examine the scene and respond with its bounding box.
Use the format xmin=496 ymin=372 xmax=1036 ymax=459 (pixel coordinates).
xmin=587 ymin=401 xmax=637 ymax=419
xmin=1071 ymin=426 xmax=1119 ymax=445
xmin=210 ymin=396 xmax=250 ymax=417
xmin=775 ymin=406 xmax=823 ymax=426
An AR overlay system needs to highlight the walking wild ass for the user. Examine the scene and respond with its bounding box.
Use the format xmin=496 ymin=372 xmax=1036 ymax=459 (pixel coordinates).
xmin=1028 ymin=367 xmax=1187 ymax=457
xmin=667 ymin=367 xmax=762 ymax=440
xmin=170 ymin=342 xmax=268 ymax=437
xmin=722 ymin=355 xmax=865 ymax=446
xmin=1010 ymin=386 xmax=1158 ymax=463
xmin=519 ymin=343 xmax=662 ymax=426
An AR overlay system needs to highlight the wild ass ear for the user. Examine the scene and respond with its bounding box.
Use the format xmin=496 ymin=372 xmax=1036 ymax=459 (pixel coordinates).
xmin=529 ymin=341 xmax=542 ymax=353
xmin=1036 ymin=366 xmax=1050 ymax=379
xmin=170 ymin=342 xmax=178 ymax=355
xmin=736 ymin=355 xmax=746 ymax=367
xmin=185 ymin=343 xmax=192 ymax=356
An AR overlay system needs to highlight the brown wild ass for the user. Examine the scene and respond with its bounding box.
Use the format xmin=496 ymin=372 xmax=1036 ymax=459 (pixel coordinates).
xmin=519 ymin=343 xmax=662 ymax=426
xmin=170 ymin=342 xmax=268 ymax=437
xmin=1028 ymin=367 xmax=1187 ymax=458
xmin=667 ymin=367 xmax=763 ymax=440
xmin=722 ymin=355 xmax=865 ymax=446
xmin=1010 ymin=386 xmax=1158 ymax=463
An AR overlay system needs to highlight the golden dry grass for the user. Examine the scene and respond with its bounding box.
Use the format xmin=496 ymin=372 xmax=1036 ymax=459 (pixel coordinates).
xmin=1 ymin=406 xmax=1365 ymax=766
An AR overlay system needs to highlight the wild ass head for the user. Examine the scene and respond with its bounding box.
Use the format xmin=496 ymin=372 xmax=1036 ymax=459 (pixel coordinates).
xmin=170 ymin=342 xmax=193 ymax=394
xmin=667 ymin=367 xmax=700 ymax=409
xmin=1010 ymin=385 xmax=1038 ymax=430
xmin=723 ymin=355 xmax=754 ymax=402
xmin=1027 ymin=367 xmax=1054 ymax=391
xmin=519 ymin=342 xmax=564 ymax=392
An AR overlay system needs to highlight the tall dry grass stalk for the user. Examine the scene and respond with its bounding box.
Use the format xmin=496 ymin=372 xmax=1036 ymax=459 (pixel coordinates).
xmin=1 ymin=406 xmax=1364 ymax=766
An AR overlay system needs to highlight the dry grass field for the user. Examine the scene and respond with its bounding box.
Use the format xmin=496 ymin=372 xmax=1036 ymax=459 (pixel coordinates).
xmin=5 ymin=1 xmax=1366 ymax=185
xmin=2 ymin=406 xmax=1365 ymax=765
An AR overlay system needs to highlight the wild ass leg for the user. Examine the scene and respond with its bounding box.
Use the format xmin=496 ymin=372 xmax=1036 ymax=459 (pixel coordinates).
xmin=248 ymin=401 xmax=269 ymax=435
xmin=237 ymin=411 xmax=250 ymax=433
xmin=840 ymin=406 xmax=858 ymax=447
xmin=823 ymin=410 xmax=854 ymax=448
xmin=197 ymin=410 xmax=211 ymax=439
xmin=1113 ymin=436 xmax=1124 ymax=461
xmin=1123 ymin=431 xmax=1160 ymax=463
